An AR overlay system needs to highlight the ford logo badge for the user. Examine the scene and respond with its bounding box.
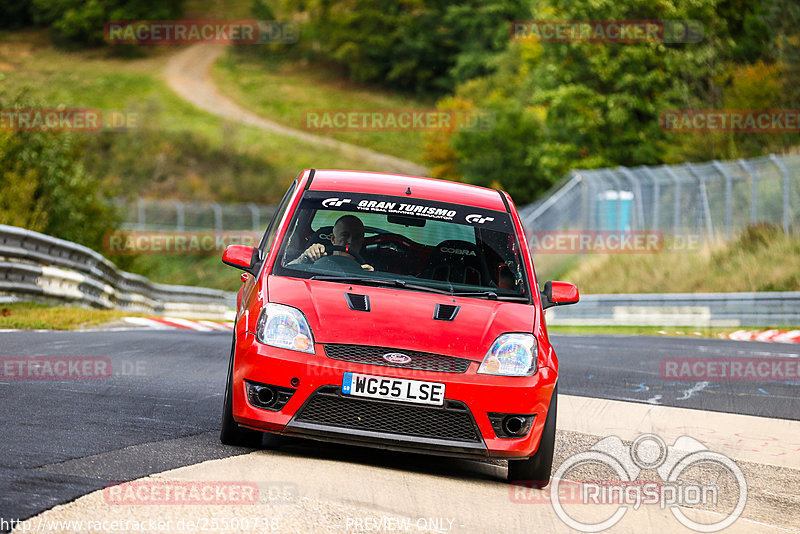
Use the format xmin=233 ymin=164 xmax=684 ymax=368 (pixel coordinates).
xmin=383 ymin=352 xmax=412 ymax=364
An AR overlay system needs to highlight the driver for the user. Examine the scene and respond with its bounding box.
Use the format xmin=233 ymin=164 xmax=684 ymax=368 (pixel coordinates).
xmin=288 ymin=215 xmax=374 ymax=271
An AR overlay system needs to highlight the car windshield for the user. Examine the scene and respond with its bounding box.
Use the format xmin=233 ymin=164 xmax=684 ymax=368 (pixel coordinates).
xmin=272 ymin=190 xmax=530 ymax=300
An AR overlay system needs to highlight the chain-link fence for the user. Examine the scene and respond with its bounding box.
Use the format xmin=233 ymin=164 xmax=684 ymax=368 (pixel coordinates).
xmin=115 ymin=199 xmax=276 ymax=231
xmin=519 ymin=153 xmax=800 ymax=239
xmin=117 ymin=153 xmax=799 ymax=239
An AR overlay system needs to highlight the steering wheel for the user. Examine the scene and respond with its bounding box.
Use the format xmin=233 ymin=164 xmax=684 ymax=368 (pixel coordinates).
xmin=323 ymin=243 xmax=367 ymax=266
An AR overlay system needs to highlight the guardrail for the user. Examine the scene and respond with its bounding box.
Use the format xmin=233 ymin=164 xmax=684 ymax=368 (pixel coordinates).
xmin=3 ymin=225 xmax=798 ymax=328
xmin=0 ymin=225 xmax=235 ymax=319
xmin=546 ymin=292 xmax=800 ymax=327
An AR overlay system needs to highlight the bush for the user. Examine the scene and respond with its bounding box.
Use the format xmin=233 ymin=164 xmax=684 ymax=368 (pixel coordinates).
xmin=0 ymin=3 xmax=34 ymax=29
xmin=31 ymin=0 xmax=182 ymax=46
xmin=0 ymin=97 xmax=119 ymax=251
xmin=297 ymin=0 xmax=531 ymax=95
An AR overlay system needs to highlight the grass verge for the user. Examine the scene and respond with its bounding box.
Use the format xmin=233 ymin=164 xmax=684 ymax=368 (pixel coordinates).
xmin=211 ymin=47 xmax=433 ymax=165
xmin=559 ymin=224 xmax=800 ymax=293
xmin=0 ymin=31 xmax=372 ymax=204
xmin=117 ymin=254 xmax=244 ymax=293
xmin=0 ymin=302 xmax=135 ymax=330
xmin=0 ymin=30 xmax=378 ymax=291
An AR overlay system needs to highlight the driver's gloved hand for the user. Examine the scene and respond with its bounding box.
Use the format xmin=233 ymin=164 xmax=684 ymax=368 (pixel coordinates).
xmin=302 ymin=243 xmax=327 ymax=263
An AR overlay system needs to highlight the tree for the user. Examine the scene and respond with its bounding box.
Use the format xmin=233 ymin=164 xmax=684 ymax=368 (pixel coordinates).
xmin=30 ymin=0 xmax=182 ymax=46
xmin=0 ymin=98 xmax=118 ymax=251
xmin=297 ymin=0 xmax=531 ymax=94
xmin=432 ymin=0 xmax=793 ymax=203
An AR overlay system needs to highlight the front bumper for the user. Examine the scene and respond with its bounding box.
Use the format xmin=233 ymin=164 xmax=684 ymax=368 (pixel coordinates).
xmin=232 ymin=332 xmax=556 ymax=458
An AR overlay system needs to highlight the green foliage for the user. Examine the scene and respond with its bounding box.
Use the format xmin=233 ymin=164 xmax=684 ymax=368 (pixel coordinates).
xmin=432 ymin=0 xmax=800 ymax=204
xmin=451 ymin=102 xmax=549 ymax=201
xmin=30 ymin=0 xmax=182 ymax=46
xmin=0 ymin=98 xmax=119 ymax=251
xmin=251 ymin=0 xmax=276 ymax=20
xmin=296 ymin=0 xmax=531 ymax=94
xmin=83 ymin=125 xmax=284 ymax=204
xmin=0 ymin=2 xmax=34 ymax=29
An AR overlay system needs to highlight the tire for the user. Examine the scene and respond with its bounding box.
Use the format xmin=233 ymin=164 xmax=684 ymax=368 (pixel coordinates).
xmin=507 ymin=383 xmax=558 ymax=487
xmin=220 ymin=336 xmax=263 ymax=448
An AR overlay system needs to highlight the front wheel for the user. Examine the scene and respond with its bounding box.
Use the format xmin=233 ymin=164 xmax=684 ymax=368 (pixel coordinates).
xmin=220 ymin=337 xmax=263 ymax=447
xmin=507 ymin=383 xmax=558 ymax=487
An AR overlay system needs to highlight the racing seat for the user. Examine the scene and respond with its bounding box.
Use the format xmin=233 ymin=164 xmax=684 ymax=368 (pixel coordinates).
xmin=284 ymin=224 xmax=333 ymax=264
xmin=419 ymin=240 xmax=492 ymax=286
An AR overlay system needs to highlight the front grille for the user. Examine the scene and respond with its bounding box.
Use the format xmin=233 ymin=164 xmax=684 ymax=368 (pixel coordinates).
xmin=324 ymin=344 xmax=472 ymax=373
xmin=293 ymin=386 xmax=480 ymax=442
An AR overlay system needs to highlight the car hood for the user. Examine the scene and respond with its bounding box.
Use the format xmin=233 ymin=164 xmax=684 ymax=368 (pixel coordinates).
xmin=266 ymin=276 xmax=535 ymax=361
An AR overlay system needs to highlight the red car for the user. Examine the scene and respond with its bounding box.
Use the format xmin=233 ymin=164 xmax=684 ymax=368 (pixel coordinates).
xmin=220 ymin=169 xmax=578 ymax=486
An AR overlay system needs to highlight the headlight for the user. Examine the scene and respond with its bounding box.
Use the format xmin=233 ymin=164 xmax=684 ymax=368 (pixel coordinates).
xmin=477 ymin=333 xmax=537 ymax=377
xmin=256 ymin=304 xmax=315 ymax=354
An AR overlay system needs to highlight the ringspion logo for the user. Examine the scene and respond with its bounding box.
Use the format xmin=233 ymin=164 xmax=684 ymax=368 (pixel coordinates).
xmin=548 ymin=434 xmax=746 ymax=532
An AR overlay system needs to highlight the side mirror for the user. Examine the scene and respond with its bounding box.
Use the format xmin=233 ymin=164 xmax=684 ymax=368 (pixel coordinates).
xmin=540 ymin=281 xmax=579 ymax=310
xmin=222 ymin=245 xmax=260 ymax=275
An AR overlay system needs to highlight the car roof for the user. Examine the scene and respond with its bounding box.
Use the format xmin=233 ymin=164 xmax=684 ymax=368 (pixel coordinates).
xmin=307 ymin=169 xmax=508 ymax=212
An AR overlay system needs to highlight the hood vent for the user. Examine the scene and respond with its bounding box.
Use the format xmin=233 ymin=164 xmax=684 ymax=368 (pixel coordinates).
xmin=345 ymin=293 xmax=370 ymax=312
xmin=434 ymin=303 xmax=460 ymax=321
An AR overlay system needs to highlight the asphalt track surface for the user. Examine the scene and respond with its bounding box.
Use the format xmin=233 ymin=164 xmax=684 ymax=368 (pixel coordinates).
xmin=1 ymin=329 xmax=798 ymax=528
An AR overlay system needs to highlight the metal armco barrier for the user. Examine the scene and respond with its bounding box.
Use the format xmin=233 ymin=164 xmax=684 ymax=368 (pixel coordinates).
xmin=546 ymin=292 xmax=800 ymax=327
xmin=0 ymin=225 xmax=234 ymax=319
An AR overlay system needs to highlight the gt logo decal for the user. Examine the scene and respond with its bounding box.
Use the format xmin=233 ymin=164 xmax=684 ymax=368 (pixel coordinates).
xmin=322 ymin=198 xmax=352 ymax=207
xmin=466 ymin=214 xmax=494 ymax=224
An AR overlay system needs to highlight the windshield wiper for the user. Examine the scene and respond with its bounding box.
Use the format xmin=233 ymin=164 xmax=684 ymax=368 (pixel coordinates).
xmin=451 ymin=290 xmax=498 ymax=300
xmin=309 ymin=275 xmax=452 ymax=294
xmin=449 ymin=291 xmax=529 ymax=302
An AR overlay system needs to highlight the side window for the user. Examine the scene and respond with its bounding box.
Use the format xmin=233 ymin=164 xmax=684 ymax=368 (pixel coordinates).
xmin=259 ymin=181 xmax=298 ymax=254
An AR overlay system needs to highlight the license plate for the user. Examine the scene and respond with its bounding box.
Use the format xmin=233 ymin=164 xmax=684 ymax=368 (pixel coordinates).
xmin=341 ymin=372 xmax=445 ymax=406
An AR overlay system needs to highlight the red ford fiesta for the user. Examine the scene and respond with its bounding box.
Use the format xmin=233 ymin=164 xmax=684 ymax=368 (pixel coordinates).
xmin=220 ymin=169 xmax=578 ymax=486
